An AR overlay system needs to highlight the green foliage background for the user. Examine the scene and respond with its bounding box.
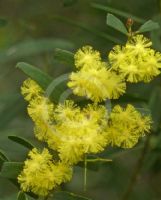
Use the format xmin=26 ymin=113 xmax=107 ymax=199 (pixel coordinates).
xmin=0 ymin=0 xmax=161 ymax=199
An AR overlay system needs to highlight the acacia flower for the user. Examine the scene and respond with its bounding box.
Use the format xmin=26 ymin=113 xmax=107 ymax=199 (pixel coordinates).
xmin=109 ymin=34 xmax=161 ymax=82
xmin=74 ymin=45 xmax=101 ymax=69
xmin=27 ymin=96 xmax=54 ymax=124
xmin=106 ymin=104 xmax=152 ymax=148
xmin=18 ymin=148 xmax=72 ymax=197
xmin=21 ymin=78 xmax=44 ymax=101
xmin=68 ymin=53 xmax=126 ymax=102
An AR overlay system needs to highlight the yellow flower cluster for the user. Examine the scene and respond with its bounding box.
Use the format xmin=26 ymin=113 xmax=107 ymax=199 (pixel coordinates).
xmin=106 ymin=104 xmax=151 ymax=148
xmin=18 ymin=148 xmax=72 ymax=196
xmin=53 ymin=101 xmax=108 ymax=164
xmin=68 ymin=46 xmax=126 ymax=102
xmin=19 ymin=34 xmax=156 ymax=197
xmin=109 ymin=35 xmax=161 ymax=82
xmin=20 ymin=78 xmax=151 ymax=160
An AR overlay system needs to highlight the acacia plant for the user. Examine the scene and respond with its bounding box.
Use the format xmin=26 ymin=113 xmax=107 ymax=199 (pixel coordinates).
xmin=0 ymin=14 xmax=161 ymax=200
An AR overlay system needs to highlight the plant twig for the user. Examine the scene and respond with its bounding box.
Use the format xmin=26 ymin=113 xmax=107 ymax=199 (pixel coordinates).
xmin=121 ymin=135 xmax=151 ymax=200
xmin=84 ymin=155 xmax=87 ymax=192
xmin=86 ymin=158 xmax=112 ymax=162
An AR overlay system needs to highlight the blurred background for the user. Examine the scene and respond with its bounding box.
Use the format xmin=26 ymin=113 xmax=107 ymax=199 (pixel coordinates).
xmin=0 ymin=0 xmax=161 ymax=199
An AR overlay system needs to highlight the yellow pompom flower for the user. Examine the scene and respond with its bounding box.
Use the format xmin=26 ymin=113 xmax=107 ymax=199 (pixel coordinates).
xmin=21 ymin=78 xmax=44 ymax=101
xmin=74 ymin=45 xmax=101 ymax=69
xmin=28 ymin=96 xmax=54 ymax=124
xmin=106 ymin=104 xmax=152 ymax=148
xmin=109 ymin=34 xmax=161 ymax=83
xmin=108 ymin=45 xmax=128 ymax=70
xmin=140 ymin=50 xmax=161 ymax=82
xmin=68 ymin=64 xmax=126 ymax=102
xmin=54 ymin=100 xmax=80 ymax=122
xmin=126 ymin=34 xmax=152 ymax=55
xmin=18 ymin=148 xmax=72 ymax=197
xmin=57 ymin=139 xmax=84 ymax=164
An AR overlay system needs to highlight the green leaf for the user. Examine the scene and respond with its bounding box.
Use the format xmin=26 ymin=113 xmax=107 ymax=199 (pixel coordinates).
xmin=17 ymin=191 xmax=28 ymax=200
xmin=54 ymin=48 xmax=74 ymax=66
xmin=106 ymin=14 xmax=128 ymax=35
xmin=138 ymin=20 xmax=160 ymax=33
xmin=54 ymin=15 xmax=123 ymax=44
xmin=16 ymin=62 xmax=52 ymax=90
xmin=0 ymin=155 xmax=5 ymax=169
xmin=0 ymin=39 xmax=74 ymax=64
xmin=0 ymin=19 xmax=7 ymax=27
xmin=0 ymin=155 xmax=5 ymax=162
xmin=0 ymin=162 xmax=23 ymax=179
xmin=0 ymin=150 xmax=9 ymax=170
xmin=63 ymin=0 xmax=78 ymax=6
xmin=148 ymin=87 xmax=161 ymax=132
xmin=8 ymin=135 xmax=35 ymax=150
xmin=52 ymin=191 xmax=92 ymax=200
xmin=0 ymin=149 xmax=9 ymax=161
xmin=91 ymin=3 xmax=145 ymax=23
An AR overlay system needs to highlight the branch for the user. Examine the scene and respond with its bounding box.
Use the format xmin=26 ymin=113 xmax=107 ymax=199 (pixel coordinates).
xmin=121 ymin=135 xmax=151 ymax=200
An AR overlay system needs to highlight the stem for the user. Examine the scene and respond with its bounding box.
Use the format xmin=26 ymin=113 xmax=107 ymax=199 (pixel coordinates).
xmin=84 ymin=155 xmax=87 ymax=192
xmin=121 ymin=135 xmax=151 ymax=200
xmin=86 ymin=158 xmax=112 ymax=162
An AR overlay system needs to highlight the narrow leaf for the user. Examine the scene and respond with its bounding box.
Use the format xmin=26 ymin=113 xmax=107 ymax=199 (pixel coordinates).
xmin=16 ymin=62 xmax=52 ymax=90
xmin=17 ymin=191 xmax=28 ymax=200
xmin=52 ymin=191 xmax=92 ymax=200
xmin=91 ymin=3 xmax=145 ymax=23
xmin=0 ymin=149 xmax=9 ymax=161
xmin=138 ymin=20 xmax=160 ymax=33
xmin=54 ymin=48 xmax=74 ymax=66
xmin=0 ymin=39 xmax=74 ymax=64
xmin=106 ymin=14 xmax=128 ymax=35
xmin=0 ymin=155 xmax=5 ymax=169
xmin=8 ymin=135 xmax=35 ymax=150
xmin=0 ymin=162 xmax=23 ymax=179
